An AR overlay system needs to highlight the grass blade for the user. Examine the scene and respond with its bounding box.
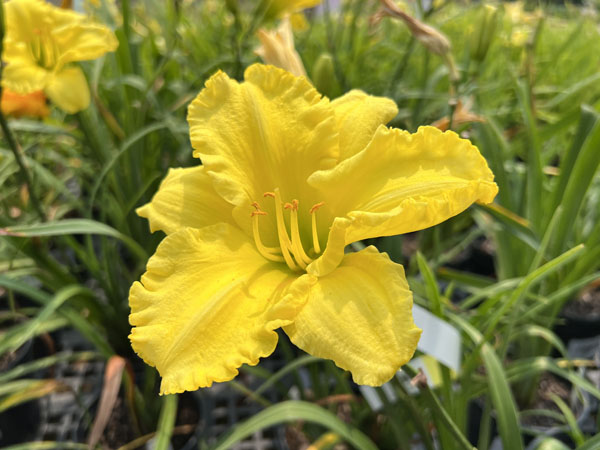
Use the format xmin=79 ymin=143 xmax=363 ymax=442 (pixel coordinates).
xmin=212 ymin=401 xmax=378 ymax=450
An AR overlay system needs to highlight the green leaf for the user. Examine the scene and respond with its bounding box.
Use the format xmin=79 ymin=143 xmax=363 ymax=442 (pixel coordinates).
xmin=1 ymin=219 xmax=147 ymax=260
xmin=453 ymin=315 xmax=524 ymax=450
xmin=212 ymin=401 xmax=378 ymax=450
xmin=0 ymin=351 xmax=97 ymax=384
xmin=550 ymin=119 xmax=600 ymax=256
xmin=0 ymin=285 xmax=89 ymax=355
xmin=0 ymin=276 xmax=113 ymax=357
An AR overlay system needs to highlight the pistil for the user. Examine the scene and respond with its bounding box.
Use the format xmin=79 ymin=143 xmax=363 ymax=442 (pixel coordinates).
xmin=284 ymin=200 xmax=312 ymax=268
xmin=264 ymin=190 xmax=299 ymax=271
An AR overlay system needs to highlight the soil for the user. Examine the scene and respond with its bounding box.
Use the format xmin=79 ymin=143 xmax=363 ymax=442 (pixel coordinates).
xmin=101 ymin=392 xmax=200 ymax=449
xmin=100 ymin=397 xmax=137 ymax=449
xmin=171 ymin=392 xmax=200 ymax=449
xmin=520 ymin=373 xmax=571 ymax=428
xmin=563 ymin=284 xmax=600 ymax=318
xmin=0 ymin=350 xmax=17 ymax=371
xmin=445 ymin=236 xmax=496 ymax=278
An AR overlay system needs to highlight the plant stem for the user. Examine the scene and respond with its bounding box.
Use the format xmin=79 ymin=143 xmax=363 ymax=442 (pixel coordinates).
xmin=0 ymin=1 xmax=45 ymax=221
xmin=404 ymin=365 xmax=476 ymax=450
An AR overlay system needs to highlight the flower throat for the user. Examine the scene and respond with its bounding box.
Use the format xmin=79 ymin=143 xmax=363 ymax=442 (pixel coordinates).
xmin=251 ymin=188 xmax=324 ymax=272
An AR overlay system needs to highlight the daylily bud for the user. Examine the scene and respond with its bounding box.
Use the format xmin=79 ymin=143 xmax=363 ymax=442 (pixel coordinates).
xmin=255 ymin=17 xmax=307 ymax=77
xmin=379 ymin=0 xmax=451 ymax=56
xmin=311 ymin=52 xmax=340 ymax=98
xmin=470 ymin=4 xmax=499 ymax=63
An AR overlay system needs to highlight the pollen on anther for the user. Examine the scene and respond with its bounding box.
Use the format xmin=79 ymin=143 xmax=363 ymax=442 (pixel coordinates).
xmin=251 ymin=210 xmax=267 ymax=217
xmin=310 ymin=202 xmax=325 ymax=214
xmin=263 ymin=192 xmax=276 ymax=198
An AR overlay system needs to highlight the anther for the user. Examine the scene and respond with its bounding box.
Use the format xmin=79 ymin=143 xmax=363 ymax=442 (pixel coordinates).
xmin=250 ymin=202 xmax=283 ymax=262
xmin=310 ymin=202 xmax=325 ymax=254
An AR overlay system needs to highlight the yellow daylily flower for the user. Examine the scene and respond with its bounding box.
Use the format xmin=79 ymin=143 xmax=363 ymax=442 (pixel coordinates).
xmin=1 ymin=89 xmax=49 ymax=119
xmin=2 ymin=0 xmax=118 ymax=114
xmin=130 ymin=64 xmax=498 ymax=395
xmin=264 ymin=0 xmax=322 ymax=19
xmin=255 ymin=17 xmax=306 ymax=77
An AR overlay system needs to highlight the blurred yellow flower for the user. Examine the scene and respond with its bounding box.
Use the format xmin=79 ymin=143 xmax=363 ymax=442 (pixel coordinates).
xmin=2 ymin=0 xmax=118 ymax=113
xmin=255 ymin=17 xmax=306 ymax=77
xmin=265 ymin=0 xmax=321 ymax=19
xmin=130 ymin=64 xmax=498 ymax=395
xmin=1 ymin=89 xmax=49 ymax=118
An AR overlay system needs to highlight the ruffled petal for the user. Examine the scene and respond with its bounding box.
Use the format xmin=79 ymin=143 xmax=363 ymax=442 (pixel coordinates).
xmin=129 ymin=224 xmax=313 ymax=394
xmin=2 ymin=58 xmax=49 ymax=94
xmin=187 ymin=64 xmax=338 ymax=212
xmin=331 ymin=90 xmax=398 ymax=161
xmin=308 ymin=126 xmax=498 ymax=275
xmin=53 ymin=20 xmax=118 ymax=66
xmin=136 ymin=165 xmax=235 ymax=235
xmin=45 ymin=66 xmax=90 ymax=113
xmin=285 ymin=246 xmax=421 ymax=386
xmin=266 ymin=0 xmax=322 ymax=18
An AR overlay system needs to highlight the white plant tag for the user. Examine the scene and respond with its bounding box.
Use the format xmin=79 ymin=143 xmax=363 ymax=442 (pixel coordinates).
xmin=360 ymin=304 xmax=462 ymax=411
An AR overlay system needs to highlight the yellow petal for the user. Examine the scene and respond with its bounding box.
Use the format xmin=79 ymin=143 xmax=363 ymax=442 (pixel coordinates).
xmin=188 ymin=64 xmax=337 ymax=209
xmin=136 ymin=165 xmax=235 ymax=235
xmin=45 ymin=66 xmax=90 ymax=113
xmin=129 ymin=224 xmax=313 ymax=394
xmin=1 ymin=58 xmax=49 ymax=94
xmin=53 ymin=21 xmax=119 ymax=66
xmin=308 ymin=126 xmax=498 ymax=276
xmin=255 ymin=18 xmax=306 ymax=77
xmin=266 ymin=0 xmax=322 ymax=18
xmin=285 ymin=246 xmax=421 ymax=386
xmin=331 ymin=90 xmax=398 ymax=160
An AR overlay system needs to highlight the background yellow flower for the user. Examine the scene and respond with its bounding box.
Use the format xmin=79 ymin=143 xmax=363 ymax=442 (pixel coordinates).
xmin=2 ymin=0 xmax=118 ymax=113
xmin=0 ymin=89 xmax=49 ymax=118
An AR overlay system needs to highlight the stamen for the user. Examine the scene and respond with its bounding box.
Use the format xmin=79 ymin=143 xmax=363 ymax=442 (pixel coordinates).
xmin=284 ymin=200 xmax=312 ymax=267
xmin=310 ymin=202 xmax=325 ymax=254
xmin=269 ymin=189 xmax=299 ymax=271
xmin=250 ymin=205 xmax=284 ymax=263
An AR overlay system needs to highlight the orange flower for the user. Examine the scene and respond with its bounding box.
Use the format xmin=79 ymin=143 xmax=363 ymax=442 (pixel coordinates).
xmin=1 ymin=89 xmax=49 ymax=119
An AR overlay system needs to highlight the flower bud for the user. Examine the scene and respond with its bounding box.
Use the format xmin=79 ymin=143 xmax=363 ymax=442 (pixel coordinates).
xmin=255 ymin=17 xmax=306 ymax=77
xmin=470 ymin=5 xmax=499 ymax=63
xmin=311 ymin=53 xmax=340 ymax=98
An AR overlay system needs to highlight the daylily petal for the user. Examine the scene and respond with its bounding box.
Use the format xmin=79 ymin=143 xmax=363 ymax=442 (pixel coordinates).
xmin=187 ymin=64 xmax=338 ymax=210
xmin=45 ymin=66 xmax=90 ymax=113
xmin=308 ymin=126 xmax=498 ymax=276
xmin=2 ymin=58 xmax=48 ymax=94
xmin=129 ymin=224 xmax=313 ymax=394
xmin=4 ymin=0 xmax=46 ymax=44
xmin=331 ymin=90 xmax=398 ymax=161
xmin=53 ymin=21 xmax=119 ymax=66
xmin=266 ymin=0 xmax=322 ymax=18
xmin=285 ymin=246 xmax=421 ymax=386
xmin=136 ymin=165 xmax=235 ymax=235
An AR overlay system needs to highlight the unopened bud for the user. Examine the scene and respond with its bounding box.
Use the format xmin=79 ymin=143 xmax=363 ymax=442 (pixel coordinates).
xmin=255 ymin=17 xmax=306 ymax=77
xmin=312 ymin=53 xmax=340 ymax=98
xmin=470 ymin=5 xmax=499 ymax=63
xmin=379 ymin=0 xmax=451 ymax=56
